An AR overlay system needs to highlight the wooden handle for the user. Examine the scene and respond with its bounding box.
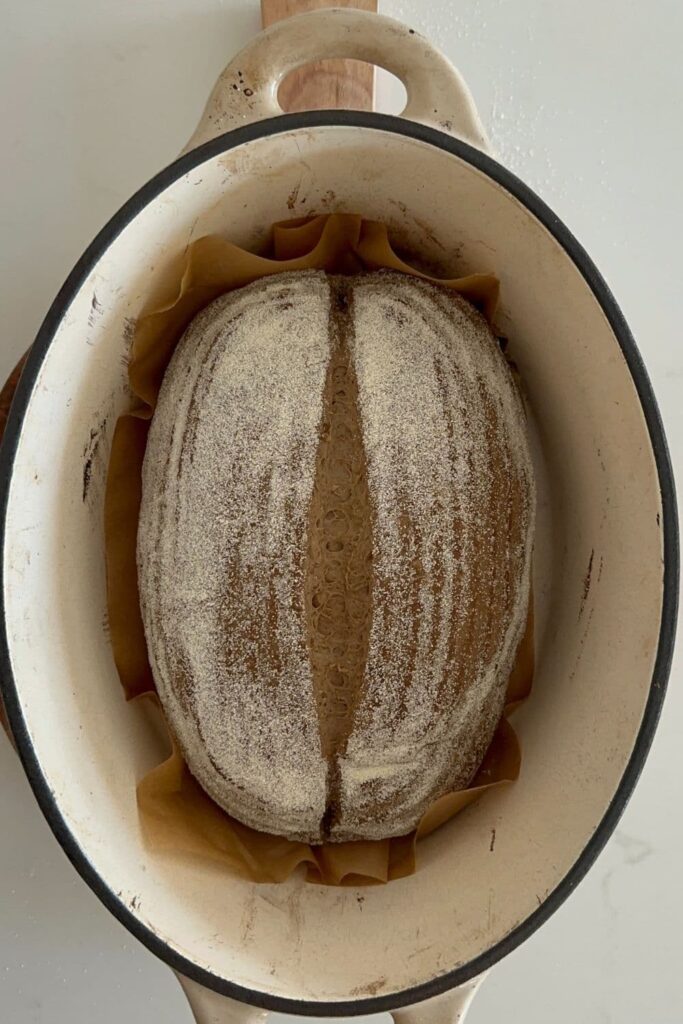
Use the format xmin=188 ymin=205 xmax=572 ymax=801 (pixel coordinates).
xmin=0 ymin=353 xmax=26 ymax=447
xmin=0 ymin=354 xmax=25 ymax=737
xmin=261 ymin=0 xmax=377 ymax=111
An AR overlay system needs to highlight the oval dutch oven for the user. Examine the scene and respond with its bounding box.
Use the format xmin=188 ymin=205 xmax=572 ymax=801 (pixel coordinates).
xmin=0 ymin=10 xmax=677 ymax=1023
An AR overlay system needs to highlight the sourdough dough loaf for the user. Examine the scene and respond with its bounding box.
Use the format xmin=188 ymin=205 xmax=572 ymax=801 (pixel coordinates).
xmin=137 ymin=270 xmax=535 ymax=843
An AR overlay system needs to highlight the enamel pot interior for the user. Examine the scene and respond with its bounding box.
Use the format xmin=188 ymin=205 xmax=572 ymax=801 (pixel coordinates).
xmin=0 ymin=113 xmax=676 ymax=1014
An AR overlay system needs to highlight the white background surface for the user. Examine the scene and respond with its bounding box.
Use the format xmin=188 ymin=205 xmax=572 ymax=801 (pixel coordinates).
xmin=1 ymin=1 xmax=681 ymax=1021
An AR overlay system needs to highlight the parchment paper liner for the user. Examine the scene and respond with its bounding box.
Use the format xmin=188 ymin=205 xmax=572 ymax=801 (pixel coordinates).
xmin=105 ymin=213 xmax=533 ymax=886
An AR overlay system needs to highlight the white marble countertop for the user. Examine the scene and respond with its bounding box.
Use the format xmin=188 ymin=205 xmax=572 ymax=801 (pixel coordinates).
xmin=1 ymin=1 xmax=681 ymax=1021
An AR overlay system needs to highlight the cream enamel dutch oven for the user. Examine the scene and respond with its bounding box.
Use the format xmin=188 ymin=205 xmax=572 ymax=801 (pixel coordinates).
xmin=0 ymin=9 xmax=678 ymax=1023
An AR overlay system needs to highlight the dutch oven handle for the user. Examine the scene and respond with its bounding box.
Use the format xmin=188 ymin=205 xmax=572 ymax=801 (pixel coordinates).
xmin=183 ymin=8 xmax=490 ymax=153
xmin=177 ymin=971 xmax=486 ymax=1024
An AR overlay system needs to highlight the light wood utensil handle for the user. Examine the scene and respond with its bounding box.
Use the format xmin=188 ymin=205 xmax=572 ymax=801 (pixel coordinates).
xmin=261 ymin=0 xmax=377 ymax=111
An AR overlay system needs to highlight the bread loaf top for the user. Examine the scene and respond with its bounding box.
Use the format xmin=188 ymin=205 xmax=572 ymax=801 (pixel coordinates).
xmin=137 ymin=270 xmax=535 ymax=843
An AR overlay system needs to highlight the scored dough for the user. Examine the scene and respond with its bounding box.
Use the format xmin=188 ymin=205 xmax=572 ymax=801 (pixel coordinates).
xmin=137 ymin=270 xmax=535 ymax=843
